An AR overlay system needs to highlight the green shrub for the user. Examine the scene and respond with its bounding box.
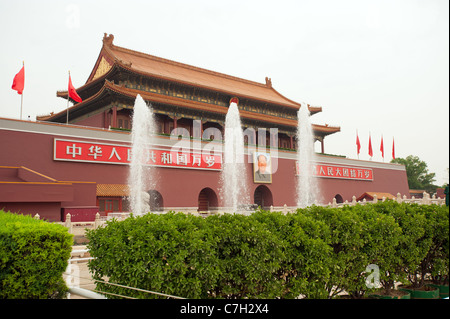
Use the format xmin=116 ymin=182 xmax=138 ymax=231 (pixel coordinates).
xmin=87 ymin=213 xmax=220 ymax=299
xmin=86 ymin=204 xmax=449 ymax=299
xmin=358 ymin=203 xmax=403 ymax=295
xmin=301 ymin=205 xmax=373 ymax=298
xmin=0 ymin=210 xmax=73 ymax=299
xmin=372 ymin=202 xmax=433 ymax=289
xmin=419 ymin=204 xmax=449 ymax=286
xmin=206 ymin=213 xmax=285 ymax=298
xmin=250 ymin=210 xmax=332 ymax=298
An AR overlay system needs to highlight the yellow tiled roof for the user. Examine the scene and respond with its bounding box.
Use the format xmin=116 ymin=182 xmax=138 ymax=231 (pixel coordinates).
xmin=97 ymin=184 xmax=129 ymax=197
xmin=357 ymin=192 xmax=396 ymax=201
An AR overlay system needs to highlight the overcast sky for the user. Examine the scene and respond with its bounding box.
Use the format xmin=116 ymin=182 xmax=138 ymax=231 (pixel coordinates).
xmin=1 ymin=0 xmax=448 ymax=186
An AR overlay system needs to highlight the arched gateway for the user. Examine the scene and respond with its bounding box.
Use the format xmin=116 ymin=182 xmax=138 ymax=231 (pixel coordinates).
xmin=254 ymin=185 xmax=273 ymax=209
xmin=148 ymin=190 xmax=163 ymax=211
xmin=198 ymin=188 xmax=219 ymax=212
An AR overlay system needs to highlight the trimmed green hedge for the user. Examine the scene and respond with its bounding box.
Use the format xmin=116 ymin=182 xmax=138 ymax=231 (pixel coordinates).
xmin=86 ymin=202 xmax=449 ymax=299
xmin=0 ymin=210 xmax=73 ymax=299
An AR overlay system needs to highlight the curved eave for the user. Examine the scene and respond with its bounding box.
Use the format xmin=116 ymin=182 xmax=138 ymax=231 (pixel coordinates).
xmin=57 ymin=58 xmax=323 ymax=115
xmin=104 ymin=83 xmax=334 ymax=132
xmin=51 ymin=81 xmax=338 ymax=137
xmin=311 ymin=124 xmax=341 ymax=136
xmin=50 ymin=82 xmax=115 ymax=122
xmin=122 ymin=62 xmax=323 ymax=115
xmin=56 ymin=59 xmax=119 ymax=101
xmin=115 ymin=60 xmax=315 ymax=112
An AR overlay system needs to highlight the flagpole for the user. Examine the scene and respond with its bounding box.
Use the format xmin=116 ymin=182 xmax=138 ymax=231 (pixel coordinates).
xmin=20 ymin=61 xmax=24 ymax=120
xmin=67 ymin=71 xmax=70 ymax=124
xmin=20 ymin=94 xmax=23 ymax=120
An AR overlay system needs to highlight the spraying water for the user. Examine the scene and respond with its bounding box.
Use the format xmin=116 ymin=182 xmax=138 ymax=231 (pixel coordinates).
xmin=221 ymin=101 xmax=249 ymax=212
xmin=296 ymin=102 xmax=319 ymax=208
xmin=128 ymin=94 xmax=156 ymax=215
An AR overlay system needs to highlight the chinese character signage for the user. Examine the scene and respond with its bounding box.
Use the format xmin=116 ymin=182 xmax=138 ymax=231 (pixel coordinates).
xmin=54 ymin=139 xmax=222 ymax=171
xmin=295 ymin=161 xmax=373 ymax=181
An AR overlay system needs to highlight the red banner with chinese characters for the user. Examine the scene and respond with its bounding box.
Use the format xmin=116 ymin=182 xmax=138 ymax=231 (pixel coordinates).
xmin=296 ymin=161 xmax=373 ymax=181
xmin=54 ymin=139 xmax=222 ymax=171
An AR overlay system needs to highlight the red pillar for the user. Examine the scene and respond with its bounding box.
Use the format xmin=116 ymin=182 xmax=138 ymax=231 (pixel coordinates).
xmin=112 ymin=106 xmax=117 ymax=128
xmin=173 ymin=116 xmax=178 ymax=129
xmin=272 ymin=131 xmax=277 ymax=148
xmin=104 ymin=111 xmax=109 ymax=129
xmin=196 ymin=120 xmax=203 ymax=139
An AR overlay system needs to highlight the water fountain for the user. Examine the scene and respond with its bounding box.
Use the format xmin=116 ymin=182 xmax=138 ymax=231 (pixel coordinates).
xmin=221 ymin=99 xmax=249 ymax=212
xmin=296 ymin=102 xmax=319 ymax=208
xmin=128 ymin=94 xmax=156 ymax=215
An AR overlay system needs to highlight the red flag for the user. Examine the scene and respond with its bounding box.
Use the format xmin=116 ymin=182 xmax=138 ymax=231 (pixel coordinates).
xmin=68 ymin=74 xmax=82 ymax=102
xmin=356 ymin=131 xmax=361 ymax=156
xmin=392 ymin=137 xmax=395 ymax=159
xmin=368 ymin=133 xmax=373 ymax=158
xmin=380 ymin=135 xmax=384 ymax=159
xmin=12 ymin=65 xmax=25 ymax=95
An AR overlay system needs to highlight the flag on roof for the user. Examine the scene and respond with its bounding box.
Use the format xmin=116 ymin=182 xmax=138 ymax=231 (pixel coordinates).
xmin=392 ymin=137 xmax=395 ymax=160
xmin=68 ymin=73 xmax=82 ymax=103
xmin=380 ymin=135 xmax=384 ymax=159
xmin=356 ymin=131 xmax=361 ymax=157
xmin=12 ymin=64 xmax=25 ymax=95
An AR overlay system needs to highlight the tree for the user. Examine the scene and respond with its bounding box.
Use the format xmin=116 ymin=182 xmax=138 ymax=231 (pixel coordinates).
xmin=391 ymin=155 xmax=437 ymax=194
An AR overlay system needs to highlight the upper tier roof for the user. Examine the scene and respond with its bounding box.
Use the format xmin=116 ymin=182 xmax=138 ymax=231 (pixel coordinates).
xmin=51 ymin=33 xmax=339 ymax=137
xmin=86 ymin=33 xmax=307 ymax=110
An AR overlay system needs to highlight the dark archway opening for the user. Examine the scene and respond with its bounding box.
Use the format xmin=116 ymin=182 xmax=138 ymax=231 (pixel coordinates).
xmin=198 ymin=188 xmax=219 ymax=212
xmin=334 ymin=194 xmax=344 ymax=204
xmin=148 ymin=190 xmax=164 ymax=211
xmin=253 ymin=185 xmax=273 ymax=209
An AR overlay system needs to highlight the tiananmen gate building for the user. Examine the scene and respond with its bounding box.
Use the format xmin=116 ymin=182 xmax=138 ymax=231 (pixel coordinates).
xmin=0 ymin=33 xmax=409 ymax=221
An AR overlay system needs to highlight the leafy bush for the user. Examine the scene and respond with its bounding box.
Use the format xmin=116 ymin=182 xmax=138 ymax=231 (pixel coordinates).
xmin=275 ymin=211 xmax=331 ymax=298
xmin=87 ymin=211 xmax=335 ymax=299
xmin=358 ymin=203 xmax=403 ymax=295
xmin=247 ymin=210 xmax=331 ymax=298
xmin=419 ymin=204 xmax=449 ymax=286
xmin=87 ymin=213 xmax=219 ymax=299
xmin=0 ymin=210 xmax=73 ymax=299
xmin=206 ymin=213 xmax=285 ymax=298
xmin=373 ymin=202 xmax=434 ymax=289
xmin=301 ymin=205 xmax=373 ymax=298
xmin=86 ymin=203 xmax=449 ymax=299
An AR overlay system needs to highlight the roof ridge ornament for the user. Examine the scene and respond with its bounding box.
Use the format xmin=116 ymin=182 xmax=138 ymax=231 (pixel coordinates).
xmin=103 ymin=33 xmax=114 ymax=46
xmin=265 ymin=77 xmax=272 ymax=88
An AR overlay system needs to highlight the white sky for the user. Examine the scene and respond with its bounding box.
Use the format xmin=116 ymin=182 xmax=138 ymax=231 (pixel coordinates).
xmin=1 ymin=0 xmax=449 ymax=186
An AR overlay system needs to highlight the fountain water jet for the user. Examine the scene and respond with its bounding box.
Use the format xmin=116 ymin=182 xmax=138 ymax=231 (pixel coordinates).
xmin=296 ymin=102 xmax=320 ymax=208
xmin=128 ymin=94 xmax=156 ymax=215
xmin=221 ymin=100 xmax=249 ymax=212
